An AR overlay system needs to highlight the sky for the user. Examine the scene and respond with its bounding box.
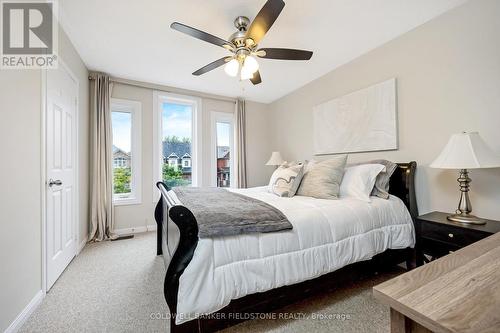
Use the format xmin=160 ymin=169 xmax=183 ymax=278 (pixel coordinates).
xmin=216 ymin=122 xmax=230 ymax=147
xmin=112 ymin=111 xmax=131 ymax=152
xmin=162 ymin=102 xmax=230 ymax=146
xmin=112 ymin=103 xmax=231 ymax=154
xmin=162 ymin=102 xmax=192 ymax=140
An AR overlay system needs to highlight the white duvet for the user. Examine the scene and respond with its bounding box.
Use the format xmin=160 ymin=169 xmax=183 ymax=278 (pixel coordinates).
xmin=174 ymin=186 xmax=415 ymax=324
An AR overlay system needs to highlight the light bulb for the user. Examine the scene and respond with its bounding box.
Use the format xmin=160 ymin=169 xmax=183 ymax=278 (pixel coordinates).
xmin=242 ymin=55 xmax=259 ymax=74
xmin=224 ymin=59 xmax=239 ymax=77
xmin=240 ymin=66 xmax=254 ymax=80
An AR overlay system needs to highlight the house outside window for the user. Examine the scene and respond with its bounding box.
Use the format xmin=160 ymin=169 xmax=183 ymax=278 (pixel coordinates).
xmin=111 ymin=98 xmax=142 ymax=205
xmin=217 ymin=147 xmax=230 ymax=187
xmin=167 ymin=153 xmax=179 ymax=169
xmin=182 ymin=153 xmax=191 ymax=168
xmin=162 ymin=137 xmax=193 ymax=187
xmin=113 ymin=151 xmax=130 ymax=168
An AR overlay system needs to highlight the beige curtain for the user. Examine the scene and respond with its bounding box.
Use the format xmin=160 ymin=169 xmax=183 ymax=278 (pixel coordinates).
xmin=89 ymin=73 xmax=115 ymax=241
xmin=235 ymin=99 xmax=247 ymax=188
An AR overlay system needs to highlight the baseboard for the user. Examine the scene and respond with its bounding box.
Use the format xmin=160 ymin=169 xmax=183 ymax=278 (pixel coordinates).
xmin=113 ymin=224 xmax=157 ymax=235
xmin=77 ymin=236 xmax=88 ymax=255
xmin=4 ymin=290 xmax=44 ymax=333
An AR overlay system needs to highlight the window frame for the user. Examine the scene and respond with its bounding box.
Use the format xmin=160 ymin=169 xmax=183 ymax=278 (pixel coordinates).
xmin=210 ymin=111 xmax=235 ymax=188
xmin=152 ymin=91 xmax=202 ymax=202
xmin=111 ymin=98 xmax=142 ymax=206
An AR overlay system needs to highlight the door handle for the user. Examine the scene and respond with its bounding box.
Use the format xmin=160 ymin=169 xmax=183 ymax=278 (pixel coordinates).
xmin=48 ymin=179 xmax=63 ymax=187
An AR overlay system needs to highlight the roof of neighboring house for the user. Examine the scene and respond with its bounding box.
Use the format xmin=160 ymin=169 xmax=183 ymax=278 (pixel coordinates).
xmin=217 ymin=146 xmax=230 ymax=159
xmin=112 ymin=145 xmax=130 ymax=157
xmin=162 ymin=142 xmax=228 ymax=160
xmin=163 ymin=141 xmax=191 ymax=159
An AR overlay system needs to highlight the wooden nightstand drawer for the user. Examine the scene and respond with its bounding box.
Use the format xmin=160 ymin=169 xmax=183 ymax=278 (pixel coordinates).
xmin=421 ymin=238 xmax=459 ymax=258
xmin=420 ymin=221 xmax=486 ymax=248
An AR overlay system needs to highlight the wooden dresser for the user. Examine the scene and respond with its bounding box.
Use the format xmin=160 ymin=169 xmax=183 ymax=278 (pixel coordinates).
xmin=374 ymin=232 xmax=500 ymax=333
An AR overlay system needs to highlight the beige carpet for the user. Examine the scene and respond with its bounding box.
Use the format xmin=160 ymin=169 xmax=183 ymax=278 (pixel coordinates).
xmin=20 ymin=232 xmax=401 ymax=333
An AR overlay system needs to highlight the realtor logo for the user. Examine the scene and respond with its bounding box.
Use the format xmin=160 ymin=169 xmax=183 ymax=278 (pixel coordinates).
xmin=1 ymin=0 xmax=58 ymax=69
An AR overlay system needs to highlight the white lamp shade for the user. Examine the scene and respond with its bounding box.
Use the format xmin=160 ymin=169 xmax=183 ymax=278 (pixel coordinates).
xmin=240 ymin=67 xmax=253 ymax=80
xmin=240 ymin=56 xmax=259 ymax=80
xmin=243 ymin=55 xmax=259 ymax=74
xmin=430 ymin=132 xmax=500 ymax=169
xmin=266 ymin=151 xmax=284 ymax=166
xmin=224 ymin=59 xmax=239 ymax=77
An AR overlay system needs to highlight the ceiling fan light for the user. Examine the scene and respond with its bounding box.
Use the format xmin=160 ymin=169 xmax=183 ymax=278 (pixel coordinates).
xmin=224 ymin=59 xmax=239 ymax=77
xmin=240 ymin=66 xmax=254 ymax=80
xmin=243 ymin=55 xmax=259 ymax=74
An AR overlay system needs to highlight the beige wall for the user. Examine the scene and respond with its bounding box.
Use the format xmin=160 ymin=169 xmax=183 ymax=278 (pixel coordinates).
xmin=246 ymin=101 xmax=275 ymax=187
xmin=111 ymin=84 xmax=271 ymax=230
xmin=0 ymin=28 xmax=88 ymax=331
xmin=269 ymin=0 xmax=500 ymax=220
xmin=0 ymin=70 xmax=43 ymax=332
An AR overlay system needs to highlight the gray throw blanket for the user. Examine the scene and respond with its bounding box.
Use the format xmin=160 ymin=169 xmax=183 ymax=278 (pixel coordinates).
xmin=172 ymin=187 xmax=292 ymax=238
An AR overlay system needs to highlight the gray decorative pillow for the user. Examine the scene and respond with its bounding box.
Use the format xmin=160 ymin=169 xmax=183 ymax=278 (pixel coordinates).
xmin=296 ymin=155 xmax=347 ymax=199
xmin=347 ymin=159 xmax=397 ymax=199
xmin=268 ymin=163 xmax=305 ymax=197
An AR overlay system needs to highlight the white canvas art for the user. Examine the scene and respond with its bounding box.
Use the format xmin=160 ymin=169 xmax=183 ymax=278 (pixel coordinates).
xmin=313 ymin=78 xmax=397 ymax=155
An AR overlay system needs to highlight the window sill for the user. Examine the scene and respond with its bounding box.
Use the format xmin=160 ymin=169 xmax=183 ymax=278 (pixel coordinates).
xmin=113 ymin=197 xmax=142 ymax=206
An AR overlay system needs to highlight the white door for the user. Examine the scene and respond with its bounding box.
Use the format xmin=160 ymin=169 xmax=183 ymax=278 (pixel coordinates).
xmin=46 ymin=64 xmax=78 ymax=290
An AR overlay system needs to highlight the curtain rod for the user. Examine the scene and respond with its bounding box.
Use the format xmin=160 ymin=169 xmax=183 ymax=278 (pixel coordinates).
xmin=88 ymin=73 xmax=238 ymax=104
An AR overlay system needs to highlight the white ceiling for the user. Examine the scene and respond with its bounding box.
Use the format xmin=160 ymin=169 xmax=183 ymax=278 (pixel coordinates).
xmin=60 ymin=0 xmax=466 ymax=103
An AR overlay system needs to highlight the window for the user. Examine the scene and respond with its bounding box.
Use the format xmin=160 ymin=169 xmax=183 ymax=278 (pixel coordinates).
xmin=162 ymin=104 xmax=192 ymax=187
xmin=211 ymin=112 xmax=234 ymax=188
xmin=111 ymin=99 xmax=142 ymax=205
xmin=153 ymin=92 xmax=201 ymax=195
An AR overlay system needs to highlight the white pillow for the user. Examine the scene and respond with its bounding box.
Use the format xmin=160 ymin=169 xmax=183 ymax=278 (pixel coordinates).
xmin=340 ymin=164 xmax=386 ymax=202
xmin=268 ymin=162 xmax=305 ymax=197
xmin=303 ymin=159 xmax=317 ymax=173
xmin=296 ymin=155 xmax=347 ymax=199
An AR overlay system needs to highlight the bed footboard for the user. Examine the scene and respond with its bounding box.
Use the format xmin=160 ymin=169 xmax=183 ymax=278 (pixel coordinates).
xmin=155 ymin=182 xmax=199 ymax=332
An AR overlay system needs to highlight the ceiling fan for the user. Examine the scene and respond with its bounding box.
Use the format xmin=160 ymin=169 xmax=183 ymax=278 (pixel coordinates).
xmin=170 ymin=0 xmax=313 ymax=85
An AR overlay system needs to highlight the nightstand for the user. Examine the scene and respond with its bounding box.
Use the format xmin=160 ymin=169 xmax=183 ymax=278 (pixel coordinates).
xmin=416 ymin=211 xmax=500 ymax=266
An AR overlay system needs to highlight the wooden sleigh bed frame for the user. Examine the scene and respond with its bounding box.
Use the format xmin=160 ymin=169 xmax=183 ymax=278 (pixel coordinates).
xmin=154 ymin=162 xmax=418 ymax=333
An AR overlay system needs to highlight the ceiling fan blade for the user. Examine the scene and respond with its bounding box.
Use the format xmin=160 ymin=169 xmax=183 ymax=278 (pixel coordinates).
xmin=193 ymin=57 xmax=232 ymax=76
xmin=250 ymin=71 xmax=262 ymax=85
xmin=245 ymin=0 xmax=285 ymax=45
xmin=257 ymin=48 xmax=313 ymax=60
xmin=171 ymin=22 xmax=231 ymax=48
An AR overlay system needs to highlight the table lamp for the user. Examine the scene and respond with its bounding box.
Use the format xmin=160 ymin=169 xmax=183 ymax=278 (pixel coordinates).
xmin=430 ymin=131 xmax=500 ymax=225
xmin=266 ymin=152 xmax=284 ymax=168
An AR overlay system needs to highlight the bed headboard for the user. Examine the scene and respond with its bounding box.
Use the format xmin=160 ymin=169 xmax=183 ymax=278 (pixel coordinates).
xmin=389 ymin=162 xmax=418 ymax=219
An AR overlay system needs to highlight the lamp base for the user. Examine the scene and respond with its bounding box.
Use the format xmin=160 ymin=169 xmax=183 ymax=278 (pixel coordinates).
xmin=447 ymin=169 xmax=487 ymax=225
xmin=447 ymin=213 xmax=487 ymax=225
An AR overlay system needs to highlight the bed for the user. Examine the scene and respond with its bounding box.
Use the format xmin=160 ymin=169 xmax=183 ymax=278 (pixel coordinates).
xmin=154 ymin=162 xmax=418 ymax=333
